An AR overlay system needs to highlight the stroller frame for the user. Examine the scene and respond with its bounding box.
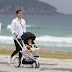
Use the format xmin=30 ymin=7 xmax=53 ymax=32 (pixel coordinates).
xmin=14 ymin=37 xmax=40 ymax=68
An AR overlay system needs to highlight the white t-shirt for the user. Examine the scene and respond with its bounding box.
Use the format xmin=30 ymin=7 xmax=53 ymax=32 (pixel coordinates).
xmin=11 ymin=17 xmax=26 ymax=39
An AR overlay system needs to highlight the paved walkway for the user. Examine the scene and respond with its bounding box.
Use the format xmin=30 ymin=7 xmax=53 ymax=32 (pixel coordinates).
xmin=0 ymin=55 xmax=72 ymax=72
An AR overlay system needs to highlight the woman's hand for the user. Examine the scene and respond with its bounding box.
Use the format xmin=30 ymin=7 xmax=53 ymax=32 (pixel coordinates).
xmin=23 ymin=32 xmax=26 ymax=33
xmin=13 ymin=32 xmax=18 ymax=36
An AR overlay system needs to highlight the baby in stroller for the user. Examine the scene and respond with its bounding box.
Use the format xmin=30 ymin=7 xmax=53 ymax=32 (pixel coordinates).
xmin=25 ymin=38 xmax=39 ymax=52
xmin=21 ymin=32 xmax=40 ymax=52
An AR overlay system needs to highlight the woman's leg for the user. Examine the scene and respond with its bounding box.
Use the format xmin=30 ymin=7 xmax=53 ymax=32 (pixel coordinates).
xmin=19 ymin=52 xmax=22 ymax=60
xmin=11 ymin=40 xmax=22 ymax=60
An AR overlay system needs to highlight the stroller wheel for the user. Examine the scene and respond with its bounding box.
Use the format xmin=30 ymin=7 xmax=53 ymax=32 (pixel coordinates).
xmin=31 ymin=64 xmax=33 ymax=67
xmin=37 ymin=63 xmax=40 ymax=68
xmin=32 ymin=62 xmax=37 ymax=68
xmin=14 ymin=57 xmax=21 ymax=67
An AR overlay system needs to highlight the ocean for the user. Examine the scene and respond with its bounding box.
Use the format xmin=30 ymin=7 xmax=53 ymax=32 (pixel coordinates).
xmin=0 ymin=14 xmax=72 ymax=51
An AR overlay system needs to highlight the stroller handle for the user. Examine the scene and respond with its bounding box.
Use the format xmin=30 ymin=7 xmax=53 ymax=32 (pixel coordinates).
xmin=15 ymin=35 xmax=22 ymax=40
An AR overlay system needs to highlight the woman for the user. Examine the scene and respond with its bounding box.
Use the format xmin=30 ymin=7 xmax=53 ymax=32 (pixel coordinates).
xmin=8 ymin=10 xmax=26 ymax=63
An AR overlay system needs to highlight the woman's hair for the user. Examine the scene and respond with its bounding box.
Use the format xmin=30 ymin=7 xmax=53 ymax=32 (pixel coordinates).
xmin=16 ymin=10 xmax=22 ymax=14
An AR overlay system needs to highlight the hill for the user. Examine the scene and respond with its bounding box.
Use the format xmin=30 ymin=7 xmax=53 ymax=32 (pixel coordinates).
xmin=0 ymin=0 xmax=57 ymax=14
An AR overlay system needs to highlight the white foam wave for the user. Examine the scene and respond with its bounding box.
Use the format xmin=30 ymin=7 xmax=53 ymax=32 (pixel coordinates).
xmin=0 ymin=35 xmax=72 ymax=47
xmin=36 ymin=36 xmax=72 ymax=43
xmin=0 ymin=36 xmax=13 ymax=44
xmin=7 ymin=25 xmax=11 ymax=29
xmin=26 ymin=25 xmax=35 ymax=27
xmin=35 ymin=35 xmax=72 ymax=47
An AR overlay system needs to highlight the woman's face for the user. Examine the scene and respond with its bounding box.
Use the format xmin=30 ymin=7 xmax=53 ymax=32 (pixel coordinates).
xmin=28 ymin=39 xmax=32 ymax=44
xmin=17 ymin=11 xmax=22 ymax=18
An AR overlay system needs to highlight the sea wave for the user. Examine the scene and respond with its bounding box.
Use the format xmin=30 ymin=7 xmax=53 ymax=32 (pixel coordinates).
xmin=26 ymin=25 xmax=36 ymax=28
xmin=0 ymin=35 xmax=72 ymax=47
xmin=0 ymin=36 xmax=13 ymax=44
xmin=7 ymin=25 xmax=11 ymax=29
xmin=35 ymin=35 xmax=72 ymax=47
xmin=36 ymin=35 xmax=72 ymax=43
xmin=7 ymin=24 xmax=36 ymax=29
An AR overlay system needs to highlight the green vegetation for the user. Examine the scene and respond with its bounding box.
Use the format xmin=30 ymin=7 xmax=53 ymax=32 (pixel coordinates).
xmin=0 ymin=48 xmax=13 ymax=55
xmin=0 ymin=48 xmax=72 ymax=59
xmin=39 ymin=52 xmax=72 ymax=59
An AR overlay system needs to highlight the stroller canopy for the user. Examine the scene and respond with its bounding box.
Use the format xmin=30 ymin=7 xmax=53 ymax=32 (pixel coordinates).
xmin=21 ymin=32 xmax=36 ymax=41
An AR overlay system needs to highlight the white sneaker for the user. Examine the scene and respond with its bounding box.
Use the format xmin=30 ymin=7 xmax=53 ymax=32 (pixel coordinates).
xmin=8 ymin=57 xmax=12 ymax=64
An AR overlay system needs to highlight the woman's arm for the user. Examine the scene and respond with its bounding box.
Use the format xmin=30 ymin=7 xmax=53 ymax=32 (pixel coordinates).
xmin=23 ymin=21 xmax=26 ymax=33
xmin=11 ymin=20 xmax=18 ymax=36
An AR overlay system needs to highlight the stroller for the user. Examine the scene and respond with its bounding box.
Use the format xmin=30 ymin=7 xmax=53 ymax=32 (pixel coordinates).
xmin=14 ymin=32 xmax=40 ymax=68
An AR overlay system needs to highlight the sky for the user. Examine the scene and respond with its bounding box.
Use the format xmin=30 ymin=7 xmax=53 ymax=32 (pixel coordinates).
xmin=39 ymin=0 xmax=72 ymax=14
